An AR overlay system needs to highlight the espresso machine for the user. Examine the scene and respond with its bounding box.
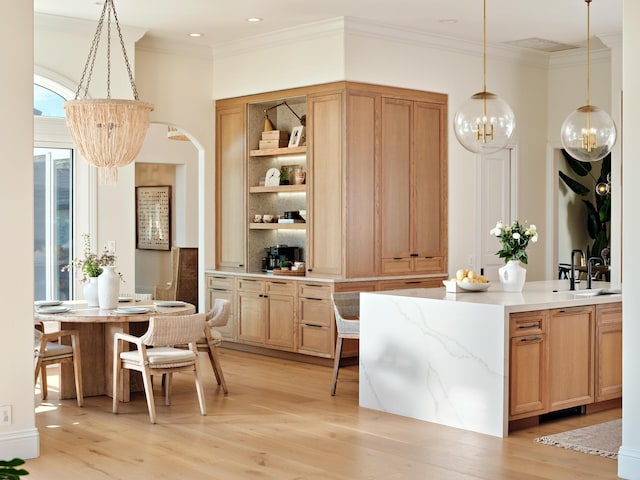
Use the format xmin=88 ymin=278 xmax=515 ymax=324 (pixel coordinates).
xmin=263 ymin=245 xmax=302 ymax=271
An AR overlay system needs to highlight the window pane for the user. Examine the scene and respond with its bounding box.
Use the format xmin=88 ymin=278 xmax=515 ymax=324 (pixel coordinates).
xmin=34 ymin=84 xmax=66 ymax=117
xmin=34 ymin=148 xmax=73 ymax=300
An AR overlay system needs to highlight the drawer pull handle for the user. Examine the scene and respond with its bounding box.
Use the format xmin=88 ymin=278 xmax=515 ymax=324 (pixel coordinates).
xmin=271 ymin=281 xmax=287 ymax=285
xmin=405 ymin=281 xmax=422 ymax=285
xmin=304 ymin=323 xmax=324 ymax=328
xmin=393 ymin=257 xmax=403 ymax=260
xmin=304 ymin=297 xmax=323 ymax=301
xmin=517 ymin=323 xmax=539 ymax=329
xmin=518 ymin=336 xmax=542 ymax=343
xmin=212 ymin=288 xmax=228 ymax=292
xmin=410 ymin=253 xmax=419 ymax=257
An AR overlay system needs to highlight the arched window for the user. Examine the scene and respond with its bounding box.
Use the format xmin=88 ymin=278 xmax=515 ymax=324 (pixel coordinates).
xmin=34 ymin=83 xmax=66 ymax=117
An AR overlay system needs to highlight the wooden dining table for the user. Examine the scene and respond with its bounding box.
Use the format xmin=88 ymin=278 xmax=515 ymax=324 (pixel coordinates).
xmin=34 ymin=300 xmax=195 ymax=401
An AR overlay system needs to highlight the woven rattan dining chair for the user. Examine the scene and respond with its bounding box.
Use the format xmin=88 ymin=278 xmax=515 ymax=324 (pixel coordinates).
xmin=199 ymin=299 xmax=230 ymax=394
xmin=112 ymin=313 xmax=207 ymax=424
xmin=34 ymin=328 xmax=84 ymax=407
xmin=330 ymin=292 xmax=360 ymax=396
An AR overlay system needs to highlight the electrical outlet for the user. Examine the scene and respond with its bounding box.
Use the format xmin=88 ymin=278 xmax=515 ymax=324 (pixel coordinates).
xmin=107 ymin=240 xmax=116 ymax=253
xmin=0 ymin=405 xmax=11 ymax=425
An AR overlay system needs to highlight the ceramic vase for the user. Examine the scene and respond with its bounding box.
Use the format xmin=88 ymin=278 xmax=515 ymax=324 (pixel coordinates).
xmin=98 ymin=266 xmax=120 ymax=309
xmin=498 ymin=260 xmax=527 ymax=292
xmin=83 ymin=277 xmax=99 ymax=307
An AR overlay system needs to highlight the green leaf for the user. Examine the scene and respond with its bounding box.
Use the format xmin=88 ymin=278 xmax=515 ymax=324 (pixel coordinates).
xmin=559 ymin=170 xmax=590 ymax=195
xmin=562 ymin=149 xmax=592 ymax=176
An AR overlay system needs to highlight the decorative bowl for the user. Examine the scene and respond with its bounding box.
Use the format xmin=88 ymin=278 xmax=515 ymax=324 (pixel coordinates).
xmin=457 ymin=281 xmax=492 ymax=292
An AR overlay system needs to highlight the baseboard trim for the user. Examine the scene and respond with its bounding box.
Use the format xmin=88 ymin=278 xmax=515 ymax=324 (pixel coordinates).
xmin=618 ymin=445 xmax=640 ymax=480
xmin=0 ymin=428 xmax=40 ymax=460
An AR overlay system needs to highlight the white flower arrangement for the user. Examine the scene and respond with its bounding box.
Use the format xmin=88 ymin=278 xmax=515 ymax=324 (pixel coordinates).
xmin=490 ymin=220 xmax=538 ymax=264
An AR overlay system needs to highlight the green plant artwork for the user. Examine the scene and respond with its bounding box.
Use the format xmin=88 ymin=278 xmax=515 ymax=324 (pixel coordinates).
xmin=0 ymin=458 xmax=29 ymax=479
xmin=558 ymin=149 xmax=611 ymax=260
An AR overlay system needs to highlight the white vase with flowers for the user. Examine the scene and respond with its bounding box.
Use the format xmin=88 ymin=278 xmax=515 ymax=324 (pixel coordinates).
xmin=490 ymin=220 xmax=538 ymax=292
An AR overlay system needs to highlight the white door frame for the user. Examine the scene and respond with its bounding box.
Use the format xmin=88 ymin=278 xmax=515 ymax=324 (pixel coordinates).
xmin=475 ymin=144 xmax=519 ymax=280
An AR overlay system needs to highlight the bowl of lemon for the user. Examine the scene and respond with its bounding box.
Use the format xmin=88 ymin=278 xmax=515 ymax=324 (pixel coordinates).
xmin=445 ymin=269 xmax=491 ymax=292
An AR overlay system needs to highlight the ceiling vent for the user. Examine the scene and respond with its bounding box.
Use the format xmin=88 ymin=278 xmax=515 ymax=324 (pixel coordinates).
xmin=504 ymin=37 xmax=579 ymax=53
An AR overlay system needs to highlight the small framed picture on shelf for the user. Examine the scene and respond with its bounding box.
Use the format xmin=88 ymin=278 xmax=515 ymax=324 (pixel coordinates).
xmin=288 ymin=126 xmax=305 ymax=147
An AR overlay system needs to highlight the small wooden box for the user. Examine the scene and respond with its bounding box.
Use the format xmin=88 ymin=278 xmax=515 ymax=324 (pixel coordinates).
xmin=259 ymin=138 xmax=289 ymax=149
xmin=261 ymin=130 xmax=289 ymax=141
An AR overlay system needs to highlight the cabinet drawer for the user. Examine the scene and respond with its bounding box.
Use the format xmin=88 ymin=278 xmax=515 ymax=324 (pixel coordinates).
xmin=381 ymin=258 xmax=413 ymax=274
xmin=207 ymin=274 xmax=234 ymax=290
xmin=267 ymin=280 xmax=296 ymax=296
xmin=510 ymin=311 xmax=546 ymax=336
xmin=299 ymin=297 xmax=332 ymax=327
xmin=378 ymin=277 xmax=445 ymax=291
xmin=237 ymin=277 xmax=264 ymax=293
xmin=414 ymin=256 xmax=445 ymax=273
xmin=298 ymin=282 xmax=332 ymax=300
xmin=298 ymin=324 xmax=332 ymax=357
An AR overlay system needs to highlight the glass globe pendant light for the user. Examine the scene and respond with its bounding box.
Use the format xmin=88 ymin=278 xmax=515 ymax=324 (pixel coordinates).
xmin=560 ymin=0 xmax=617 ymax=162
xmin=454 ymin=0 xmax=515 ymax=154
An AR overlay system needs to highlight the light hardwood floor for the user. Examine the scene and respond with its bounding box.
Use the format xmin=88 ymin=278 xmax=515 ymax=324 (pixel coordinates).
xmin=28 ymin=349 xmax=620 ymax=479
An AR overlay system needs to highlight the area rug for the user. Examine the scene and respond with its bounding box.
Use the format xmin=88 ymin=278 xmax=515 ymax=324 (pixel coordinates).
xmin=535 ymin=419 xmax=621 ymax=459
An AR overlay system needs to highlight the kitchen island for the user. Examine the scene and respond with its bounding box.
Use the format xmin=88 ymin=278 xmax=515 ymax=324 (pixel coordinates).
xmin=359 ymin=280 xmax=622 ymax=437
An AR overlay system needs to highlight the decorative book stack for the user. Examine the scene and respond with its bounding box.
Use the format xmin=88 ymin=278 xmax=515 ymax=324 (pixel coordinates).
xmin=259 ymin=130 xmax=289 ymax=149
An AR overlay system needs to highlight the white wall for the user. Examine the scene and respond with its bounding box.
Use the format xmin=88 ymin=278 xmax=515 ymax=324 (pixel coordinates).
xmin=0 ymin=0 xmax=39 ymax=459
xmin=135 ymin=47 xmax=215 ymax=310
xmin=619 ymin=1 xmax=640 ymax=476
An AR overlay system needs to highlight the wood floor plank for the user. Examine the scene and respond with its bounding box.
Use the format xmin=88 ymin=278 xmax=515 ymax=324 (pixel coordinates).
xmin=27 ymin=349 xmax=620 ymax=479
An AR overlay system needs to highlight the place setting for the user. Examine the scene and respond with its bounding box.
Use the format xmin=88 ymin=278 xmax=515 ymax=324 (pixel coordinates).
xmin=34 ymin=300 xmax=72 ymax=314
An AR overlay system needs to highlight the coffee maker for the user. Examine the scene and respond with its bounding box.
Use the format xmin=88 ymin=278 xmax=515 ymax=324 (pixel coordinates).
xmin=263 ymin=245 xmax=302 ymax=271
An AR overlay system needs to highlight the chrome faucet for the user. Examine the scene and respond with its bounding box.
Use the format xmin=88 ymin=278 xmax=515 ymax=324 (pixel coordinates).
xmin=570 ymin=249 xmax=584 ymax=291
xmin=587 ymin=257 xmax=602 ymax=290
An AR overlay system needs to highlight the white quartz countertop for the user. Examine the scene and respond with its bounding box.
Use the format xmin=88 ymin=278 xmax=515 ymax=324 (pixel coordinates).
xmin=372 ymin=280 xmax=621 ymax=312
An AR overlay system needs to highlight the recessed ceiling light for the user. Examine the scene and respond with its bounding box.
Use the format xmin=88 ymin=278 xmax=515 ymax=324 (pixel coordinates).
xmin=188 ymin=33 xmax=204 ymax=38
xmin=439 ymin=19 xmax=458 ymax=24
xmin=246 ymin=17 xmax=263 ymax=23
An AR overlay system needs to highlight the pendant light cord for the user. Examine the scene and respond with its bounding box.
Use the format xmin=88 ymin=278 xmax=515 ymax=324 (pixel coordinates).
xmin=483 ymin=0 xmax=487 ymax=95
xmin=586 ymin=0 xmax=591 ymax=106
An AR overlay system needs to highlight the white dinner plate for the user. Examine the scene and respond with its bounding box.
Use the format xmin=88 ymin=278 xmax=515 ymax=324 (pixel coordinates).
xmin=154 ymin=301 xmax=186 ymax=307
xmin=36 ymin=305 xmax=71 ymax=314
xmin=457 ymin=281 xmax=492 ymax=292
xmin=34 ymin=300 xmax=62 ymax=307
xmin=113 ymin=307 xmax=150 ymax=315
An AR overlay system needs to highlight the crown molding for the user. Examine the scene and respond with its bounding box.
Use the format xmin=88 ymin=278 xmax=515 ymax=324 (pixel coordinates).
xmin=34 ymin=12 xmax=146 ymax=43
xmin=212 ymin=17 xmax=346 ymax=58
xmin=136 ymin=34 xmax=214 ymax=59
xmin=548 ymin=47 xmax=611 ymax=68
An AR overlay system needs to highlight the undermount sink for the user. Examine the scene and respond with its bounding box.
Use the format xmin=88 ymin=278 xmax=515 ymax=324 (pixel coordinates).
xmin=572 ymin=288 xmax=622 ymax=297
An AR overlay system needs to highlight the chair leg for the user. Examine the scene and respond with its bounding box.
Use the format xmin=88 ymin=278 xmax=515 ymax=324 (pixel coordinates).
xmin=207 ymin=343 xmax=228 ymax=394
xmin=164 ymin=373 xmax=173 ymax=406
xmin=112 ymin=360 xmax=121 ymax=414
xmin=41 ymin=365 xmax=49 ymax=400
xmin=193 ymin=363 xmax=207 ymax=416
xmin=141 ymin=368 xmax=157 ymax=424
xmin=72 ymin=354 xmax=84 ymax=407
xmin=331 ymin=336 xmax=344 ymax=396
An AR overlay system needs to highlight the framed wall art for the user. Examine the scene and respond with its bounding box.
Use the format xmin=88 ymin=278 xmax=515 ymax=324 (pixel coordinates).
xmin=136 ymin=185 xmax=171 ymax=250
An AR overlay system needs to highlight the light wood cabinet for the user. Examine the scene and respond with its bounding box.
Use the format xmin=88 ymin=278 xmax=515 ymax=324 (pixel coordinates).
xmin=509 ymin=311 xmax=548 ymax=420
xmin=547 ymin=306 xmax=595 ymax=411
xmin=379 ymin=97 xmax=447 ymax=275
xmin=595 ymin=302 xmax=622 ymax=401
xmin=215 ymin=105 xmax=246 ymax=271
xmin=205 ymin=273 xmax=236 ymax=341
xmin=236 ymin=277 xmax=297 ymax=351
xmin=297 ymin=282 xmax=334 ymax=357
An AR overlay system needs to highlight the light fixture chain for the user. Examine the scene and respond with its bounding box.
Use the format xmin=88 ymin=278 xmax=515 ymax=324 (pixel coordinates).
xmin=586 ymin=0 xmax=591 ymax=106
xmin=483 ymin=0 xmax=487 ymax=94
xmin=73 ymin=0 xmax=108 ymax=99
xmin=107 ymin=3 xmax=112 ymax=99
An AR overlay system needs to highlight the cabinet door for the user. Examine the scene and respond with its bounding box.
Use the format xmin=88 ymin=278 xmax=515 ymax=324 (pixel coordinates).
xmin=548 ymin=306 xmax=595 ymax=411
xmin=509 ymin=311 xmax=548 ymax=419
xmin=380 ymin=98 xmax=412 ymax=262
xmin=216 ymin=105 xmax=246 ymax=271
xmin=266 ymin=294 xmax=296 ymax=350
xmin=237 ymin=279 xmax=265 ymax=344
xmin=413 ymin=101 xmax=447 ymax=272
xmin=307 ymin=92 xmax=344 ymax=277
xmin=595 ymin=303 xmax=622 ymax=401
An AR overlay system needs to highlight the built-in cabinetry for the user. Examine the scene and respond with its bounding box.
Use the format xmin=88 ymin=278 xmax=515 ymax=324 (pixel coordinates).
xmin=215 ymin=81 xmax=448 ymax=280
xmin=508 ymin=302 xmax=621 ymax=422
